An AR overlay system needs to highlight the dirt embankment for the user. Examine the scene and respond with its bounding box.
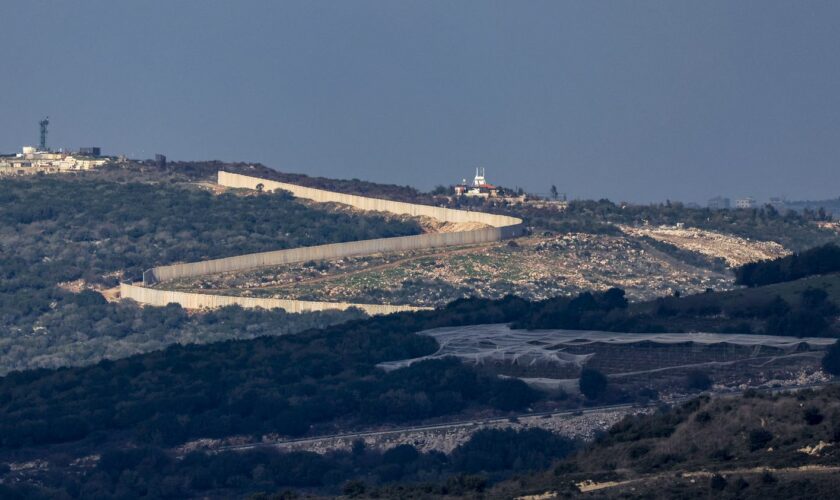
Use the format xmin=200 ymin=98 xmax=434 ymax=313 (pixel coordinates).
xmin=415 ymin=216 xmax=492 ymax=234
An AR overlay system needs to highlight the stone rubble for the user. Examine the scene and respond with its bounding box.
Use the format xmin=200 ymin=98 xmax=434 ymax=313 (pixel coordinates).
xmin=620 ymin=225 xmax=790 ymax=267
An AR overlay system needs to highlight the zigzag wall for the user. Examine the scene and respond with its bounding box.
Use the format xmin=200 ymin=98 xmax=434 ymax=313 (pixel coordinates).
xmin=126 ymin=171 xmax=524 ymax=315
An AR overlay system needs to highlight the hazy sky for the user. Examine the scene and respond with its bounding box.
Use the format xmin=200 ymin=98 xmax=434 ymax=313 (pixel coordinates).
xmin=2 ymin=1 xmax=838 ymax=203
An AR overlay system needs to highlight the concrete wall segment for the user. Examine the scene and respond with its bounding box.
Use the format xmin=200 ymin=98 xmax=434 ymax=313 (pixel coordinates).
xmin=120 ymin=283 xmax=428 ymax=315
xmin=131 ymin=171 xmax=524 ymax=315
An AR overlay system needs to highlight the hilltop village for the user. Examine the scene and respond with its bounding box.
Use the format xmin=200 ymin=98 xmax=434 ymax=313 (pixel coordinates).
xmin=0 ymin=119 xmax=110 ymax=175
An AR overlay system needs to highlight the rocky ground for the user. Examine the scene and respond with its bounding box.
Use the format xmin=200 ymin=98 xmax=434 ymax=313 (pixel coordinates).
xmin=177 ymin=407 xmax=647 ymax=457
xmin=620 ymin=224 xmax=790 ymax=267
xmin=166 ymin=232 xmax=741 ymax=306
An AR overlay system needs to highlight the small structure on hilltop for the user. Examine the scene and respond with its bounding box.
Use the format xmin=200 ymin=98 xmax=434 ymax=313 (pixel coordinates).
xmin=454 ymin=167 xmax=500 ymax=198
xmin=0 ymin=119 xmax=109 ymax=176
xmin=707 ymin=196 xmax=731 ymax=210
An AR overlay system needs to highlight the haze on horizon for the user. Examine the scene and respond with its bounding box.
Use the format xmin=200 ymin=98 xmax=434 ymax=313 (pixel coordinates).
xmin=1 ymin=0 xmax=838 ymax=204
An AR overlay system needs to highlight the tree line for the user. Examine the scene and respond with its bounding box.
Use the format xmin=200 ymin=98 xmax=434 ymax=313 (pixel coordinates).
xmin=735 ymin=243 xmax=840 ymax=287
xmin=0 ymin=428 xmax=576 ymax=499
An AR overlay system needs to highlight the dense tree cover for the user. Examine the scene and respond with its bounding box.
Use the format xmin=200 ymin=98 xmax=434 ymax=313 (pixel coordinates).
xmin=0 ymin=295 xmax=363 ymax=375
xmin=579 ymin=368 xmax=608 ymax=400
xmin=6 ymin=278 xmax=834 ymax=464
xmin=0 ymin=175 xmax=419 ymax=373
xmin=685 ymin=370 xmax=713 ymax=391
xmin=511 ymin=288 xmax=665 ymax=332
xmin=449 ymin=428 xmax=576 ymax=474
xmin=0 ymin=296 xmax=538 ymax=452
xmin=0 ymin=176 xmax=420 ymax=286
xmin=513 ymin=284 xmax=840 ymax=337
xmin=485 ymin=386 xmax=840 ymax=499
xmin=736 ymin=244 xmax=840 ymax=287
xmin=784 ymin=198 xmax=840 ymax=219
xmin=515 ymin=199 xmax=838 ymax=250
xmin=0 ymin=429 xmax=575 ymax=498
xmin=822 ymin=340 xmax=840 ymax=375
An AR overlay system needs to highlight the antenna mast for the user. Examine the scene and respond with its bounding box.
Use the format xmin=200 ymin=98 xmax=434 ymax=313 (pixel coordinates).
xmin=39 ymin=117 xmax=49 ymax=151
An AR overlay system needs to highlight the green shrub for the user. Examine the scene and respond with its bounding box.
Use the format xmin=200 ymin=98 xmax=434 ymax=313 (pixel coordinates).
xmin=686 ymin=371 xmax=713 ymax=391
xmin=804 ymin=407 xmax=824 ymax=425
xmin=822 ymin=341 xmax=840 ymax=376
xmin=580 ymin=368 xmax=608 ymax=400
xmin=748 ymin=429 xmax=773 ymax=451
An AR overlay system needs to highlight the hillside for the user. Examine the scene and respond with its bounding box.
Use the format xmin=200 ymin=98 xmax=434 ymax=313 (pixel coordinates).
xmin=1 ymin=162 xmax=838 ymax=498
xmin=0 ymin=280 xmax=835 ymax=472
xmin=154 ymin=172 xmax=840 ymax=310
xmin=165 ymin=232 xmax=735 ymax=306
xmin=481 ymin=386 xmax=840 ymax=499
xmin=0 ymin=171 xmax=421 ymax=374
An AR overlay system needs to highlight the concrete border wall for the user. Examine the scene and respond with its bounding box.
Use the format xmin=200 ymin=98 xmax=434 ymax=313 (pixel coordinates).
xmin=144 ymin=227 xmax=512 ymax=284
xmin=128 ymin=171 xmax=524 ymax=315
xmin=120 ymin=283 xmax=429 ymax=315
xmin=142 ymin=172 xmax=523 ymax=285
xmin=218 ymin=171 xmax=521 ymax=228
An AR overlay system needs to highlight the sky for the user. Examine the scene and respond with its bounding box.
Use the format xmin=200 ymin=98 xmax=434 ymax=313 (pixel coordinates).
xmin=1 ymin=1 xmax=838 ymax=203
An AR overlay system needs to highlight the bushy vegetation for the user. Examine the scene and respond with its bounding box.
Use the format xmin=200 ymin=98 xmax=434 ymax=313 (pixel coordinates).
xmin=0 ymin=175 xmax=420 ymax=286
xmin=514 ymin=199 xmax=838 ymax=250
xmin=511 ymin=288 xmax=647 ymax=331
xmin=509 ymin=279 xmax=840 ymax=338
xmin=579 ymin=368 xmax=609 ymax=400
xmin=822 ymin=340 xmax=840 ymax=375
xmin=0 ymin=296 xmax=538 ymax=453
xmin=485 ymin=386 xmax=840 ymax=498
xmin=645 ymin=280 xmax=840 ymax=337
xmin=0 ymin=296 xmax=364 ymax=375
xmin=0 ymin=174 xmax=420 ymax=373
xmin=402 ymin=274 xmax=840 ymax=338
xmin=736 ymin=244 xmax=840 ymax=287
xmin=0 ymin=428 xmax=575 ymax=498
xmin=686 ymin=370 xmax=713 ymax=391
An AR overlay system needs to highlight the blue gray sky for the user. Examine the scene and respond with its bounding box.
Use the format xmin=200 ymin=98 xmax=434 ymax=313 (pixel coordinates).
xmin=2 ymin=1 xmax=838 ymax=203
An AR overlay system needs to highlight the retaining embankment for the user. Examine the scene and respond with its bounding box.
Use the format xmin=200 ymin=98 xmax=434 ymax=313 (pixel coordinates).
xmin=142 ymin=171 xmax=524 ymax=285
xmin=120 ymin=282 xmax=429 ymax=315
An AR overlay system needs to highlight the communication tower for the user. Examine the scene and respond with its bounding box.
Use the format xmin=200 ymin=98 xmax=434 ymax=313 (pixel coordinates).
xmin=39 ymin=117 xmax=49 ymax=151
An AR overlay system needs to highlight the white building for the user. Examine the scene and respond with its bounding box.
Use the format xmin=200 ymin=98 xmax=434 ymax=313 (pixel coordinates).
xmin=0 ymin=146 xmax=108 ymax=175
xmin=454 ymin=168 xmax=499 ymax=198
